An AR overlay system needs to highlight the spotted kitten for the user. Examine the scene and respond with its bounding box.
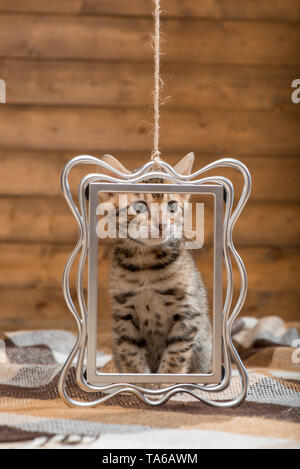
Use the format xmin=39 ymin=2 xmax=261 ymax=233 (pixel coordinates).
xmin=100 ymin=153 xmax=212 ymax=375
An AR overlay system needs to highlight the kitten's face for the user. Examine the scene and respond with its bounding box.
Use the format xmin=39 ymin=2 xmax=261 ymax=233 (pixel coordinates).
xmin=100 ymin=192 xmax=189 ymax=247
xmin=97 ymin=152 xmax=195 ymax=248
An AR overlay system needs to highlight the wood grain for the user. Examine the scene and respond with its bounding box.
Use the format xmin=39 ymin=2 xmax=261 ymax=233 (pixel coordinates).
xmin=0 ymin=197 xmax=299 ymax=247
xmin=0 ymin=106 xmax=299 ymax=155
xmin=1 ymin=1 xmax=300 ymax=22
xmin=0 ymin=151 xmax=299 ymax=202
xmin=82 ymin=0 xmax=300 ymax=21
xmin=0 ymin=0 xmax=81 ymax=14
xmin=1 ymin=60 xmax=299 ymax=112
xmin=0 ymin=243 xmax=298 ymax=292
xmin=0 ymin=2 xmax=299 ymax=329
xmin=0 ymin=198 xmax=77 ymax=244
xmin=233 ymin=202 xmax=300 ymax=246
xmin=0 ymin=15 xmax=299 ymax=65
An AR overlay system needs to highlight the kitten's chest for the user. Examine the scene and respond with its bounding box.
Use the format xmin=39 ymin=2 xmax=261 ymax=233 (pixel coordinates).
xmin=131 ymin=286 xmax=172 ymax=333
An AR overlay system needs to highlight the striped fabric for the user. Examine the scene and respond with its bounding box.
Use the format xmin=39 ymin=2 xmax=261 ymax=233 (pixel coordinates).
xmin=0 ymin=328 xmax=299 ymax=449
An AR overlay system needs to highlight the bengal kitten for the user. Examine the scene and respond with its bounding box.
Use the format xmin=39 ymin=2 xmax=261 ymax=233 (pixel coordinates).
xmin=99 ymin=153 xmax=212 ymax=375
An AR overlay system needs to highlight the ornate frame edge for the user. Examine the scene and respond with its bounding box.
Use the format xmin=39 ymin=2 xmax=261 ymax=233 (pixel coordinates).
xmin=58 ymin=156 xmax=251 ymax=408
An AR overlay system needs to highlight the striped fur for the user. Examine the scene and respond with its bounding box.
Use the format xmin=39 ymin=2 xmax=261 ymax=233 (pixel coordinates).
xmin=110 ymin=239 xmax=212 ymax=374
xmin=102 ymin=154 xmax=212 ymax=375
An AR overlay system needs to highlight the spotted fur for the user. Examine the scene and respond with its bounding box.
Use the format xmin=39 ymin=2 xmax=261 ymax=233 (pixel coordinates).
xmin=102 ymin=153 xmax=212 ymax=374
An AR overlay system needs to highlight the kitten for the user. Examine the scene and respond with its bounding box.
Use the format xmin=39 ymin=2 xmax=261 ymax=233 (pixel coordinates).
xmin=99 ymin=153 xmax=212 ymax=375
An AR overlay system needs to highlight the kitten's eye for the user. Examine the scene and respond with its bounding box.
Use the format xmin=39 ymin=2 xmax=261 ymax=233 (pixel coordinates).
xmin=130 ymin=201 xmax=148 ymax=215
xmin=167 ymin=200 xmax=178 ymax=214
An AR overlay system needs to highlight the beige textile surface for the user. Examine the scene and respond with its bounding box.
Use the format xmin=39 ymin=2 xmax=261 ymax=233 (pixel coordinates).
xmin=0 ymin=327 xmax=299 ymax=449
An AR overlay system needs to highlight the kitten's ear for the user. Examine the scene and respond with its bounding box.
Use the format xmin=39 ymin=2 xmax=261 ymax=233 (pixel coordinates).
xmin=173 ymin=152 xmax=195 ymax=176
xmin=96 ymin=155 xmax=130 ymax=203
xmin=101 ymin=154 xmax=131 ymax=175
xmin=86 ymin=154 xmax=130 ymax=200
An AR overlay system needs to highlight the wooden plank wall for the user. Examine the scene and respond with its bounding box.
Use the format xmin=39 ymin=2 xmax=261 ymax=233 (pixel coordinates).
xmin=0 ymin=0 xmax=299 ymax=330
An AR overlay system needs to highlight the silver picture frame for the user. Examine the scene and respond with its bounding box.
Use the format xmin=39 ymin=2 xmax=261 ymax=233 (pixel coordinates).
xmin=58 ymin=156 xmax=251 ymax=408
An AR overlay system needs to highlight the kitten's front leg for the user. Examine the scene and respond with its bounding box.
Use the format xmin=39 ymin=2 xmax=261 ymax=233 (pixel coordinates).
xmin=113 ymin=310 xmax=150 ymax=374
xmin=157 ymin=319 xmax=197 ymax=374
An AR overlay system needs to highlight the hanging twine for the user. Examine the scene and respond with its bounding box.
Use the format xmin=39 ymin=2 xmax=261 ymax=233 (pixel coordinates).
xmin=151 ymin=0 xmax=162 ymax=164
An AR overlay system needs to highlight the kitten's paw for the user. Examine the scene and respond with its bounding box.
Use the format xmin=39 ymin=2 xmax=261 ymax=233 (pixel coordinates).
xmin=142 ymin=382 xmax=177 ymax=391
xmin=143 ymin=382 xmax=162 ymax=391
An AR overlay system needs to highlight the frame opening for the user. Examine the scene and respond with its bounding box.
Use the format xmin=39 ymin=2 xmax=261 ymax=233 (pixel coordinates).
xmin=86 ymin=183 xmax=223 ymax=386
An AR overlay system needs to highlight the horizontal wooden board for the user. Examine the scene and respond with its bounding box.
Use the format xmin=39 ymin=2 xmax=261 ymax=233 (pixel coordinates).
xmin=1 ymin=60 xmax=300 ymax=112
xmin=0 ymin=287 xmax=72 ymax=321
xmin=234 ymin=202 xmax=300 ymax=246
xmin=1 ymin=0 xmax=300 ymax=22
xmin=0 ymin=318 xmax=76 ymax=332
xmin=0 ymin=0 xmax=81 ymax=14
xmin=0 ymin=197 xmax=299 ymax=247
xmin=0 ymin=150 xmax=299 ymax=202
xmin=0 ymin=243 xmax=298 ymax=292
xmin=79 ymin=0 xmax=300 ymax=22
xmin=0 ymin=288 xmax=299 ymax=323
xmin=0 ymin=15 xmax=299 ymax=65
xmin=0 ymin=106 xmax=299 ymax=155
xmin=0 ymin=198 xmax=76 ymax=244
xmin=239 ymin=290 xmax=300 ymax=320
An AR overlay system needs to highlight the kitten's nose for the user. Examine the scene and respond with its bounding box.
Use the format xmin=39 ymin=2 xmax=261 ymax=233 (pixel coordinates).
xmin=158 ymin=223 xmax=168 ymax=234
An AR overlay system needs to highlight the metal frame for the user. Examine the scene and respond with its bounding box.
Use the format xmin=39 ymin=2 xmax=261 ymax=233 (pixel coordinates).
xmin=58 ymin=156 xmax=251 ymax=407
xmin=87 ymin=183 xmax=222 ymax=385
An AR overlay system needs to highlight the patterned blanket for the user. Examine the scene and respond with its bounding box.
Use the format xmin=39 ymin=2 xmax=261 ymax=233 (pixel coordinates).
xmin=0 ymin=327 xmax=299 ymax=449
